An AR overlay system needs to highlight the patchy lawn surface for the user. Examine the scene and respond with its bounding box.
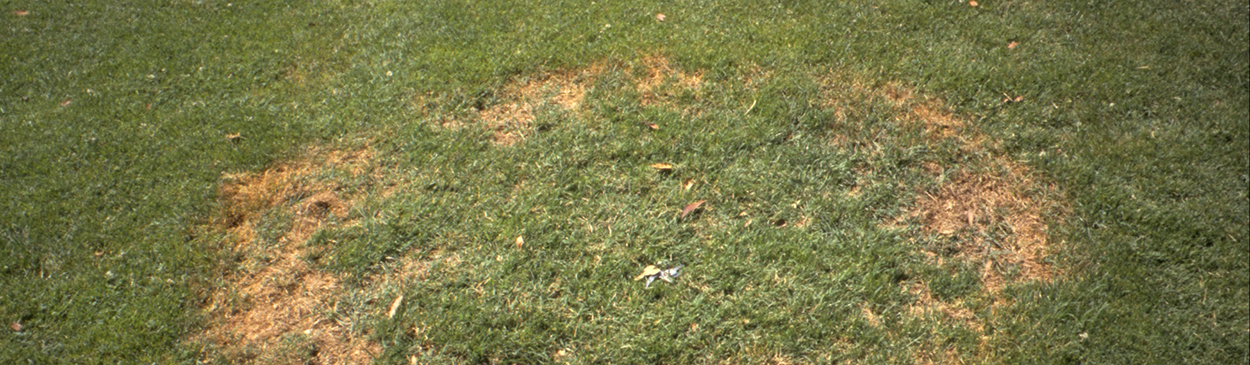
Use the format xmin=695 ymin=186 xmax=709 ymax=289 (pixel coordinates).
xmin=1 ymin=0 xmax=1245 ymax=364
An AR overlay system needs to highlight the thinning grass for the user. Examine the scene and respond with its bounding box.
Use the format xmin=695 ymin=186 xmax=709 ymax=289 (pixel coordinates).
xmin=1 ymin=0 xmax=1245 ymax=363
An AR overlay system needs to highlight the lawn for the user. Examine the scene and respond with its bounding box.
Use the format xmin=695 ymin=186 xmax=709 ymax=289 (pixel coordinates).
xmin=1 ymin=0 xmax=1246 ymax=363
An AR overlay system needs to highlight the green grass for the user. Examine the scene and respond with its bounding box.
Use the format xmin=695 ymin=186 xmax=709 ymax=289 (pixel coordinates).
xmin=1 ymin=0 xmax=1246 ymax=363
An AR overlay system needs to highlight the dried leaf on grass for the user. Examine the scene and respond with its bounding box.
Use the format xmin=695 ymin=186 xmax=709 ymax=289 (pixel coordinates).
xmin=13 ymin=10 xmax=29 ymax=16
xmin=650 ymin=163 xmax=674 ymax=171
xmin=655 ymin=13 xmax=666 ymax=21
xmin=634 ymin=265 xmax=662 ymax=281
xmin=681 ymin=200 xmax=706 ymax=218
xmin=388 ymin=295 xmax=404 ymax=319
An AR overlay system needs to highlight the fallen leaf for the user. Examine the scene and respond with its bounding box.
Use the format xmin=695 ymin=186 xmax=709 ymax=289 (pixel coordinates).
xmin=410 ymin=355 xmax=418 ymax=365
xmin=60 ymin=99 xmax=71 ymax=107
xmin=225 ymin=132 xmax=241 ymax=141
xmin=969 ymin=1 xmax=978 ymax=6
xmin=145 ymin=103 xmax=152 ymax=109
xmin=634 ymin=265 xmax=661 ymax=281
xmin=9 ymin=322 xmax=20 ymax=332
xmin=656 ymin=13 xmax=666 ymax=21
xmin=649 ymin=163 xmax=673 ymax=171
xmin=13 ymin=10 xmax=29 ymax=16
xmin=690 ymin=323 xmax=699 ymax=331
xmin=681 ymin=200 xmax=706 ymax=219
xmin=1007 ymin=41 xmax=1018 ymax=49
xmin=387 ymin=295 xmax=404 ymax=318
xmin=646 ymin=123 xmax=659 ymax=130
xmin=682 ymin=178 xmax=694 ymax=190
xmin=515 ymin=235 xmax=524 ymax=249
xmin=93 ymin=251 xmax=104 ymax=258
xmin=1014 ymin=95 xmax=1024 ymax=102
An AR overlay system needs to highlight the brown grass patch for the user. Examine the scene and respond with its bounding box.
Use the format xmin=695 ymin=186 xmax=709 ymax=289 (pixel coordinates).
xmin=741 ymin=63 xmax=773 ymax=92
xmin=817 ymin=76 xmax=1063 ymax=292
xmin=903 ymin=281 xmax=982 ymax=332
xmin=910 ymin=160 xmax=1059 ymax=292
xmin=860 ymin=304 xmax=882 ymax=329
xmin=822 ymin=77 xmax=1068 ymax=363
xmin=466 ymin=55 xmax=704 ymax=145
xmin=369 ymin=249 xmax=464 ymax=290
xmin=913 ymin=345 xmax=968 ymax=365
xmin=477 ymin=65 xmax=603 ymax=146
xmin=634 ymin=54 xmax=704 ymax=111
xmin=193 ymin=146 xmax=382 ymax=364
xmin=902 ymin=280 xmax=988 ymax=365
xmin=888 ymin=159 xmax=1062 ymax=358
xmin=820 ymin=78 xmax=972 ymax=150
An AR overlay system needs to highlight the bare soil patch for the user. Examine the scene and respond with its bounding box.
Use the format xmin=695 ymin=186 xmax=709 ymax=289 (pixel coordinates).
xmin=193 ymin=146 xmax=382 ymax=364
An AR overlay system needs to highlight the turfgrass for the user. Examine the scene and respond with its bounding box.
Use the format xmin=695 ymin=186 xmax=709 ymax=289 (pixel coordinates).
xmin=1 ymin=0 xmax=1246 ymax=363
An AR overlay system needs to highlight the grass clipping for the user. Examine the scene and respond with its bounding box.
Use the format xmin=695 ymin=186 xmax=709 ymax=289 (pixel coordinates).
xmin=191 ymin=146 xmax=381 ymax=364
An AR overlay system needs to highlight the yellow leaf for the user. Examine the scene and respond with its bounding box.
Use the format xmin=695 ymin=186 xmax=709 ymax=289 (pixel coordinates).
xmin=515 ymin=235 xmax=524 ymax=249
xmin=649 ymin=163 xmax=673 ymax=171
xmin=634 ymin=265 xmax=661 ymax=281
xmin=387 ymin=295 xmax=404 ymax=318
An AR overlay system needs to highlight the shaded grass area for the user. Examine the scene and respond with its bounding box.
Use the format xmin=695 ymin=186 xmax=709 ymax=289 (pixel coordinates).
xmin=1 ymin=0 xmax=1246 ymax=363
